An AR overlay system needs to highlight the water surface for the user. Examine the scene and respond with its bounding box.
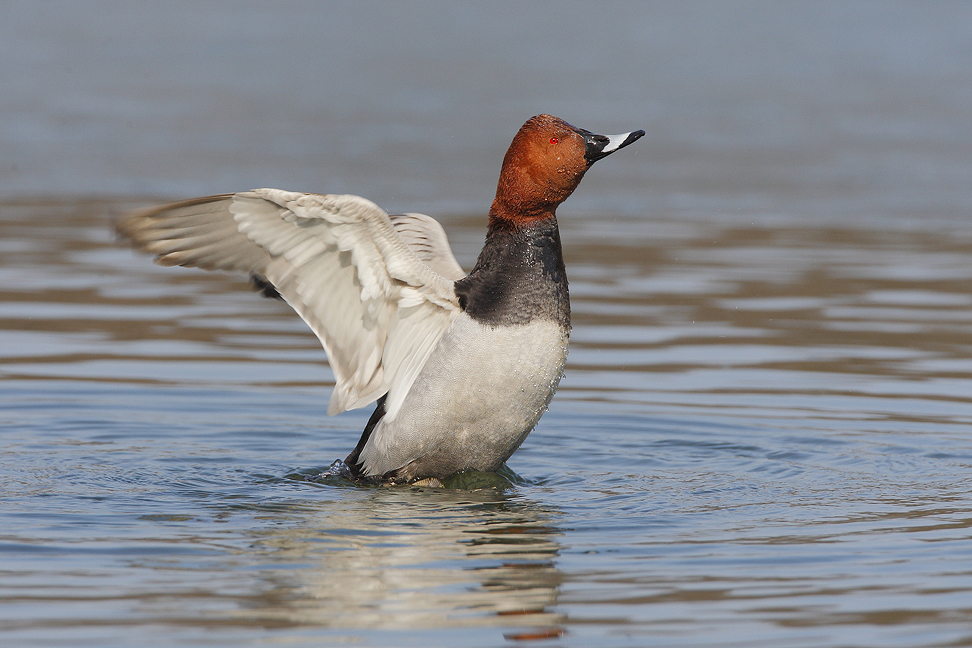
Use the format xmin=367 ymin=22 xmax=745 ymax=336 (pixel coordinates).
xmin=2 ymin=200 xmax=972 ymax=647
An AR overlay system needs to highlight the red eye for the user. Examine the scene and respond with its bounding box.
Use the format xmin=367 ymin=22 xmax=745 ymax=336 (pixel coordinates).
xmin=550 ymin=137 xmax=559 ymax=145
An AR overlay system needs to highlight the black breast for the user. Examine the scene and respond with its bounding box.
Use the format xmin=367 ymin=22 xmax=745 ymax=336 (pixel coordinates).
xmin=453 ymin=217 xmax=570 ymax=329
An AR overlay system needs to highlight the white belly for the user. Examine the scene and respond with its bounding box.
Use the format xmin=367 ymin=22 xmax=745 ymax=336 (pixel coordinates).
xmin=357 ymin=313 xmax=569 ymax=478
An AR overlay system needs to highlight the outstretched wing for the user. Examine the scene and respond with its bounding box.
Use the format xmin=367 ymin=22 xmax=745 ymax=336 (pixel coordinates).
xmin=388 ymin=213 xmax=466 ymax=281
xmin=116 ymin=188 xmax=460 ymax=419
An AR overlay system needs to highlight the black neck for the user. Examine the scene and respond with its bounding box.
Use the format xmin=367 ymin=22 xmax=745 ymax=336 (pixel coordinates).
xmin=454 ymin=216 xmax=570 ymax=328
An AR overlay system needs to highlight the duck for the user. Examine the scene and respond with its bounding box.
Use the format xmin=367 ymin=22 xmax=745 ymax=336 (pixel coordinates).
xmin=116 ymin=114 xmax=643 ymax=485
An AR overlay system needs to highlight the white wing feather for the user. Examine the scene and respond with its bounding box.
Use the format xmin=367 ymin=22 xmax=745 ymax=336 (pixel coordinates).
xmin=116 ymin=188 xmax=460 ymax=419
xmin=388 ymin=213 xmax=466 ymax=281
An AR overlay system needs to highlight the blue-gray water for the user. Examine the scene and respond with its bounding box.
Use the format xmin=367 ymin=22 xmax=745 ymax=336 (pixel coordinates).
xmin=3 ymin=3 xmax=972 ymax=647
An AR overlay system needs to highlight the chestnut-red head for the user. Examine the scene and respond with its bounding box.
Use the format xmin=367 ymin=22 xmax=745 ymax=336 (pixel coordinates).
xmin=490 ymin=114 xmax=644 ymax=227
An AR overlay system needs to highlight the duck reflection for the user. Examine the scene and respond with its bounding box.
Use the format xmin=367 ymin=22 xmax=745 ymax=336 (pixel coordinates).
xmin=239 ymin=482 xmax=565 ymax=636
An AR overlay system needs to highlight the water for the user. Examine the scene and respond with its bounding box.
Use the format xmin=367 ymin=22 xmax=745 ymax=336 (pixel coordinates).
xmin=3 ymin=3 xmax=972 ymax=647
xmin=3 ymin=201 xmax=972 ymax=647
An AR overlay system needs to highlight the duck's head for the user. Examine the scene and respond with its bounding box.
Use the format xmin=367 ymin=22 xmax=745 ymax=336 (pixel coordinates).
xmin=491 ymin=114 xmax=644 ymax=225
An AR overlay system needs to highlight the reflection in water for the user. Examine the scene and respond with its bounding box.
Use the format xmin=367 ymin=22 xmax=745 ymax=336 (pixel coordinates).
xmin=235 ymin=486 xmax=564 ymax=634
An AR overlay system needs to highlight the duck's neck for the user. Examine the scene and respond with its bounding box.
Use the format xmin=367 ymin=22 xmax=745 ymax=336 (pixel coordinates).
xmin=486 ymin=198 xmax=556 ymax=233
xmin=454 ymin=207 xmax=570 ymax=329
